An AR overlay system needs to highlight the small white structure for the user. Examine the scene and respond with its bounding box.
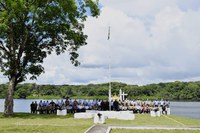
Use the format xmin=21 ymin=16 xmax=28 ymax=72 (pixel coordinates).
xmin=74 ymin=112 xmax=94 ymax=119
xmin=81 ymin=110 xmax=135 ymax=120
xmin=167 ymin=108 xmax=170 ymax=115
xmin=119 ymin=89 xmax=128 ymax=101
xmin=117 ymin=111 xmax=135 ymax=120
xmin=150 ymin=111 xmax=161 ymax=117
xmin=57 ymin=109 xmax=67 ymax=116
xmin=111 ymin=89 xmax=128 ymax=101
xmin=94 ymin=113 xmax=105 ymax=124
xmin=100 ymin=111 xmax=135 ymax=120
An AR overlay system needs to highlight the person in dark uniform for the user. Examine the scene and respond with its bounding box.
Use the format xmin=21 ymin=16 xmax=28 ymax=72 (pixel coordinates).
xmin=33 ymin=101 xmax=38 ymax=114
xmin=162 ymin=103 xmax=167 ymax=115
xmin=73 ymin=99 xmax=78 ymax=113
xmin=49 ymin=100 xmax=56 ymax=114
xmin=30 ymin=101 xmax=35 ymax=113
xmin=100 ymin=100 xmax=105 ymax=110
xmin=105 ymin=100 xmax=109 ymax=110
xmin=113 ymin=100 xmax=119 ymax=111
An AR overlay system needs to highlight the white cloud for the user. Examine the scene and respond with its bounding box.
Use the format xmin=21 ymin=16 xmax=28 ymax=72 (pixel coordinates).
xmin=1 ymin=0 xmax=200 ymax=85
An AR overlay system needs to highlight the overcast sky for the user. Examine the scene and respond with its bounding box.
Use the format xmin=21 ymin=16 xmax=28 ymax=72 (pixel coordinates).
xmin=1 ymin=0 xmax=200 ymax=85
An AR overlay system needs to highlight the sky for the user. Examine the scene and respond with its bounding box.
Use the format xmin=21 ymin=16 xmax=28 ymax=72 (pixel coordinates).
xmin=1 ymin=0 xmax=200 ymax=85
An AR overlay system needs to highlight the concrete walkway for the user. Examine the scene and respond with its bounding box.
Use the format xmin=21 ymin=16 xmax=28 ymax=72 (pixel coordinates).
xmin=85 ymin=124 xmax=200 ymax=133
xmin=85 ymin=124 xmax=108 ymax=133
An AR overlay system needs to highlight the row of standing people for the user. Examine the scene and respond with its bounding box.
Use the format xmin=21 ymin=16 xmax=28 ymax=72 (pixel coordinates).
xmin=30 ymin=99 xmax=110 ymax=114
xmin=30 ymin=99 xmax=170 ymax=114
xmin=114 ymin=99 xmax=170 ymax=114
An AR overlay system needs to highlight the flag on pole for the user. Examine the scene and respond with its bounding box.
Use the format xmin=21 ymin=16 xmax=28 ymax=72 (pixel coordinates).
xmin=108 ymin=26 xmax=110 ymax=40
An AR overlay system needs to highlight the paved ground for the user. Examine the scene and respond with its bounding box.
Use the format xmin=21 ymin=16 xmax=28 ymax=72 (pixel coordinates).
xmin=85 ymin=124 xmax=108 ymax=133
xmin=85 ymin=124 xmax=200 ymax=133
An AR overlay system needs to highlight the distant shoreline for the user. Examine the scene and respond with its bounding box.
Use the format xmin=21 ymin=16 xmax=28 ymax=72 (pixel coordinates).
xmin=1 ymin=81 xmax=200 ymax=101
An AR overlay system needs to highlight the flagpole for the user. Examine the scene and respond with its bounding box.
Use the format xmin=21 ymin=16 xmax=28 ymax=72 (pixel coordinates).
xmin=108 ymin=26 xmax=112 ymax=111
xmin=109 ymin=57 xmax=111 ymax=111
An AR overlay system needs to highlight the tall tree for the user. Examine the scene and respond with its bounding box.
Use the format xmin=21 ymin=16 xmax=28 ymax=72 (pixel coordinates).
xmin=0 ymin=0 xmax=99 ymax=116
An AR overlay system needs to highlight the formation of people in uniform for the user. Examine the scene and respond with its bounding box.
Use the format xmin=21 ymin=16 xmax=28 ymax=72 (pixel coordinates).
xmin=30 ymin=98 xmax=170 ymax=114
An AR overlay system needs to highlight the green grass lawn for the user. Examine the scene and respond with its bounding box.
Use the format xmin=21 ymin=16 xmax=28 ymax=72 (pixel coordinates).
xmin=0 ymin=113 xmax=199 ymax=133
xmin=0 ymin=113 xmax=93 ymax=133
xmin=106 ymin=114 xmax=200 ymax=127
xmin=107 ymin=114 xmax=200 ymax=133
xmin=111 ymin=129 xmax=200 ymax=133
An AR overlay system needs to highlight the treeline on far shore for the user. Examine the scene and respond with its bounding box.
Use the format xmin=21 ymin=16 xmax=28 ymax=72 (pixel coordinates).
xmin=0 ymin=81 xmax=200 ymax=101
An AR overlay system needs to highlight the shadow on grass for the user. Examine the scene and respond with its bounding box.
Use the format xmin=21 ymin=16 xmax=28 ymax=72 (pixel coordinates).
xmin=0 ymin=112 xmax=74 ymax=119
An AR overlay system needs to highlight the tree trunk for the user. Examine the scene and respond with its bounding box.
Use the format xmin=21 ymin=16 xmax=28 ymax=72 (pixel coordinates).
xmin=4 ymin=77 xmax=15 ymax=116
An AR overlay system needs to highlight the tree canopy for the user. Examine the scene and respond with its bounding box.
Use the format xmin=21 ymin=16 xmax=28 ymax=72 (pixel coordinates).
xmin=0 ymin=0 xmax=99 ymax=83
xmin=0 ymin=81 xmax=199 ymax=101
xmin=0 ymin=0 xmax=99 ymax=116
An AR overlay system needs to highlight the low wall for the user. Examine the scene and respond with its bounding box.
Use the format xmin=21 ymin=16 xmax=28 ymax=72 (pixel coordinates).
xmin=74 ymin=110 xmax=135 ymax=120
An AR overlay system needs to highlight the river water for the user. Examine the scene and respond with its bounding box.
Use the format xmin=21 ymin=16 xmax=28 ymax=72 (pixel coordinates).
xmin=0 ymin=99 xmax=199 ymax=119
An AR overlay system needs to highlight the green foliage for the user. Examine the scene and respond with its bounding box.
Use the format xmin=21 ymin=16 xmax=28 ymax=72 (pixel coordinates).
xmin=0 ymin=0 xmax=100 ymax=83
xmin=26 ymin=95 xmax=61 ymax=99
xmin=0 ymin=83 xmax=7 ymax=98
xmin=0 ymin=81 xmax=200 ymax=101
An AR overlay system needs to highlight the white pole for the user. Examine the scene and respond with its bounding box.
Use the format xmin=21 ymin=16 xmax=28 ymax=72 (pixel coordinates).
xmin=108 ymin=26 xmax=112 ymax=111
xmin=122 ymin=92 xmax=125 ymax=101
xmin=119 ymin=89 xmax=122 ymax=101
xmin=109 ymin=77 xmax=111 ymax=110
